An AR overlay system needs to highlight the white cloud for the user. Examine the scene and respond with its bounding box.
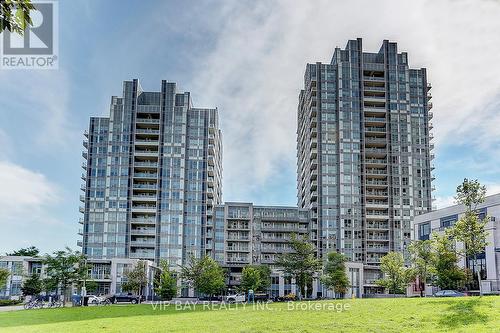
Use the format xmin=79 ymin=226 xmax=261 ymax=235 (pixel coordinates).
xmin=0 ymin=161 xmax=71 ymax=253
xmin=0 ymin=161 xmax=61 ymax=221
xmin=187 ymin=0 xmax=500 ymax=202
xmin=434 ymin=195 xmax=455 ymax=209
xmin=486 ymin=183 xmax=500 ymax=196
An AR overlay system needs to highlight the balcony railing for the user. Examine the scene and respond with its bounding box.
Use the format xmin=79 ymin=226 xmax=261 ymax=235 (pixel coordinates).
xmin=134 ymin=161 xmax=158 ymax=168
xmin=136 ymin=118 xmax=160 ymax=124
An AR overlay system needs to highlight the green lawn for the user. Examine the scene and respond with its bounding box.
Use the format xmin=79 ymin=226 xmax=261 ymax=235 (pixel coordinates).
xmin=0 ymin=296 xmax=498 ymax=332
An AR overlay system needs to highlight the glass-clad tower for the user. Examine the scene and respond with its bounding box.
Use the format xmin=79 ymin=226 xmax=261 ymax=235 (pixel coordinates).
xmin=297 ymin=39 xmax=434 ymax=294
xmin=79 ymin=79 xmax=223 ymax=267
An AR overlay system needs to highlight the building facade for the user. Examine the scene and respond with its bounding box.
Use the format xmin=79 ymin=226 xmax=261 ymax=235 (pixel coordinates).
xmin=413 ymin=194 xmax=500 ymax=294
xmin=205 ymin=202 xmax=363 ymax=298
xmin=0 ymin=256 xmax=156 ymax=300
xmin=80 ymin=80 xmax=223 ymax=266
xmin=297 ymin=38 xmax=434 ymax=294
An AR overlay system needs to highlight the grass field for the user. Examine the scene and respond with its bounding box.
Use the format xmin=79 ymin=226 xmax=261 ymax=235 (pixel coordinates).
xmin=0 ymin=296 xmax=498 ymax=332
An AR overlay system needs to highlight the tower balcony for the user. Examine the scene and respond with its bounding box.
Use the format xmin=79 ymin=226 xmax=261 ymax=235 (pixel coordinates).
xmin=135 ymin=128 xmax=160 ymax=135
xmin=133 ymin=172 xmax=158 ymax=180
xmin=365 ymin=126 xmax=387 ymax=134
xmin=364 ymin=137 xmax=387 ymax=147
xmin=134 ymin=160 xmax=158 ymax=169
xmin=130 ymin=239 xmax=156 ymax=247
xmin=310 ymin=148 xmax=317 ymax=160
xmin=310 ymin=159 xmax=318 ymax=170
xmin=132 ymin=193 xmax=157 ymax=201
xmin=131 ymin=204 xmax=157 ymax=212
xmin=136 ymin=118 xmax=160 ymax=125
xmin=134 ymin=149 xmax=159 ymax=157
xmin=130 ymin=251 xmax=155 ymax=259
xmin=363 ymin=106 xmax=386 ymax=115
xmin=365 ymin=190 xmax=388 ymax=198
xmin=364 ymin=116 xmax=386 ymax=125
xmin=364 ymin=148 xmax=387 ymax=157
xmin=135 ymin=139 xmax=159 ymax=146
xmin=363 ymin=76 xmax=385 ymax=82
xmin=365 ymin=180 xmax=388 ymax=188
xmin=365 ymin=158 xmax=387 ymax=167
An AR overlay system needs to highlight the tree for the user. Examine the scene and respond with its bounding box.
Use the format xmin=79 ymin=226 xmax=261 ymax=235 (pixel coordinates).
xmin=239 ymin=265 xmax=271 ymax=294
xmin=0 ymin=268 xmax=9 ymax=289
xmin=451 ymin=178 xmax=489 ymax=296
xmin=432 ymin=233 xmax=468 ymax=290
xmin=275 ymin=234 xmax=322 ymax=299
xmin=154 ymin=260 xmax=177 ymax=301
xmin=408 ymin=240 xmax=435 ymax=297
xmin=320 ymin=252 xmax=350 ymax=299
xmin=376 ymin=252 xmax=414 ymax=296
xmin=122 ymin=261 xmax=148 ymax=302
xmin=21 ymin=273 xmax=43 ymax=296
xmin=0 ymin=0 xmax=34 ymax=34
xmin=43 ymin=247 xmax=87 ymax=305
xmin=180 ymin=255 xmax=226 ymax=299
xmin=7 ymin=246 xmax=40 ymax=257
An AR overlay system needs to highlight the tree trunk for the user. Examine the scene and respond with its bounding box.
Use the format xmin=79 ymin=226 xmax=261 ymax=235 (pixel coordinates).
xmin=475 ymin=253 xmax=482 ymax=296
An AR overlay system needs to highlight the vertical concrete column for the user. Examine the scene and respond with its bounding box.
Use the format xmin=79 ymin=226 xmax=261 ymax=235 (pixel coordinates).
xmin=278 ymin=274 xmax=285 ymax=297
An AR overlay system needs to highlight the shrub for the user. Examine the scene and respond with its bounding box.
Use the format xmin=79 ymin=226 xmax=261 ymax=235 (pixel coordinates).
xmin=0 ymin=299 xmax=23 ymax=306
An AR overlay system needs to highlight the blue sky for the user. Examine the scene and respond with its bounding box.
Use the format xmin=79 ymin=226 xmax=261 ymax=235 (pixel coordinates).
xmin=1 ymin=0 xmax=500 ymax=254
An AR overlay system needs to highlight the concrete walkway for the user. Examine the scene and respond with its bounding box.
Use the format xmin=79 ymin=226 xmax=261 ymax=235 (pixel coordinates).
xmin=0 ymin=305 xmax=24 ymax=312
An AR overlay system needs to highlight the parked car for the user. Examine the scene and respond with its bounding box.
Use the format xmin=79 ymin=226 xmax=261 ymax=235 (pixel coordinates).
xmin=433 ymin=290 xmax=465 ymax=297
xmin=87 ymin=295 xmax=101 ymax=305
xmin=225 ymin=293 xmax=245 ymax=303
xmin=198 ymin=295 xmax=223 ymax=302
xmin=108 ymin=293 xmax=144 ymax=304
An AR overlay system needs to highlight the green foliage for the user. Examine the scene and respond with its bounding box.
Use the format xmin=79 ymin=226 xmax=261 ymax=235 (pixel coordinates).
xmin=376 ymin=252 xmax=414 ymax=295
xmin=42 ymin=277 xmax=58 ymax=293
xmin=320 ymin=252 xmax=349 ymax=298
xmin=7 ymin=246 xmax=40 ymax=257
xmin=0 ymin=268 xmax=9 ymax=288
xmin=451 ymin=178 xmax=489 ymax=294
xmin=180 ymin=255 xmax=225 ymax=297
xmin=0 ymin=0 xmax=34 ymax=34
xmin=0 ymin=299 xmax=22 ymax=306
xmin=408 ymin=240 xmax=435 ymax=296
xmin=455 ymin=178 xmax=487 ymax=211
xmin=84 ymin=280 xmax=99 ymax=294
xmin=21 ymin=274 xmax=43 ymax=296
xmin=154 ymin=260 xmax=177 ymax=300
xmin=43 ymin=247 xmax=87 ymax=304
xmin=122 ymin=261 xmax=148 ymax=299
xmin=275 ymin=234 xmax=322 ymax=298
xmin=432 ymin=233 xmax=468 ymax=290
xmin=239 ymin=265 xmax=271 ymax=293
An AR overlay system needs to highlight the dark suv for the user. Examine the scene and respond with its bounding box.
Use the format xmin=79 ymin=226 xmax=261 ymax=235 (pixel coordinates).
xmin=108 ymin=293 xmax=144 ymax=304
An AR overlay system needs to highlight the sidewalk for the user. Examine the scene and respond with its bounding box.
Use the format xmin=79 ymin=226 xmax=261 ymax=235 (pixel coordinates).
xmin=0 ymin=305 xmax=24 ymax=312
